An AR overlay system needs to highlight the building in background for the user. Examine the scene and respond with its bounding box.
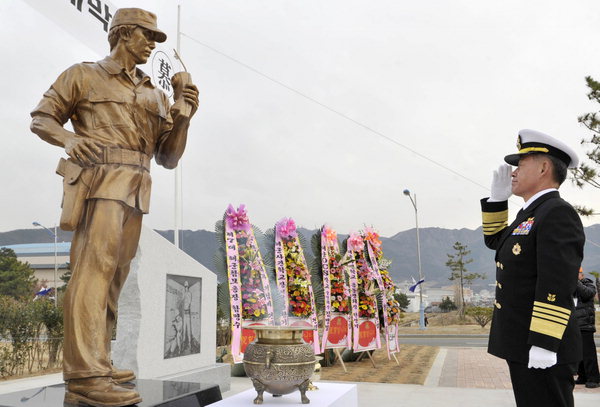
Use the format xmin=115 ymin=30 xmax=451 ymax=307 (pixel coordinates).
xmin=1 ymin=242 xmax=70 ymax=290
xmin=396 ymin=280 xmax=430 ymax=313
xmin=426 ymin=286 xmax=456 ymax=304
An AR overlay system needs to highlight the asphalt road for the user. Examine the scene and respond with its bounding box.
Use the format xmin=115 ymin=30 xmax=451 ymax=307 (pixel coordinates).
xmin=398 ymin=335 xmax=489 ymax=347
xmin=398 ymin=334 xmax=600 ymax=347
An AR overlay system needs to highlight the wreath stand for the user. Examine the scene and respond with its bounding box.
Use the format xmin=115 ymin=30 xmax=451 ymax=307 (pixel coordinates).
xmin=391 ymin=352 xmax=400 ymax=366
xmin=355 ymin=350 xmax=377 ymax=368
xmin=332 ymin=348 xmax=348 ymax=373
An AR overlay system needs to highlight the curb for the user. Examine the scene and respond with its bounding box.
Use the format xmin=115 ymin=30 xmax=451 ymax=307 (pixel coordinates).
xmin=424 ymin=348 xmax=447 ymax=387
xmin=399 ymin=334 xmax=489 ymax=338
xmin=399 ymin=334 xmax=600 ymax=339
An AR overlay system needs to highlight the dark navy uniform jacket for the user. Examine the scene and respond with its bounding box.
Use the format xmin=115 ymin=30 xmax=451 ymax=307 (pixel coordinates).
xmin=481 ymin=191 xmax=584 ymax=364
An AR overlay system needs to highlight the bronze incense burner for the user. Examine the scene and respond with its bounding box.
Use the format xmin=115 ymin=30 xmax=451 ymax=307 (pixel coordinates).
xmin=243 ymin=326 xmax=316 ymax=404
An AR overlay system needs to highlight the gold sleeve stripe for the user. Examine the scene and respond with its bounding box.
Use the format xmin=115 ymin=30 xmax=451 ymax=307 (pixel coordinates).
xmin=532 ymin=311 xmax=569 ymax=325
xmin=482 ymin=210 xmax=508 ymax=225
xmin=530 ymin=317 xmax=567 ymax=339
xmin=483 ymin=223 xmax=507 ymax=231
xmin=483 ymin=223 xmax=507 ymax=236
xmin=483 ymin=221 xmax=507 ymax=229
xmin=482 ymin=210 xmax=508 ymax=236
xmin=532 ymin=307 xmax=570 ymax=323
xmin=533 ymin=301 xmax=571 ymax=317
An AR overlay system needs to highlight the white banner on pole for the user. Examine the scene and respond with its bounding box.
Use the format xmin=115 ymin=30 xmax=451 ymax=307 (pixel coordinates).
xmin=21 ymin=0 xmax=181 ymax=97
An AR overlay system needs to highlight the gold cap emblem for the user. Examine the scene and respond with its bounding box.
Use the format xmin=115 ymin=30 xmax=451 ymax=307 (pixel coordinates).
xmin=516 ymin=135 xmax=522 ymax=151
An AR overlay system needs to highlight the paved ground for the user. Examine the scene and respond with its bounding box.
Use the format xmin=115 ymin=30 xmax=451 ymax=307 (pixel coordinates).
xmin=437 ymin=347 xmax=599 ymax=394
xmin=221 ymin=346 xmax=600 ymax=405
xmin=438 ymin=347 xmax=512 ymax=389
xmin=0 ymin=347 xmax=598 ymax=406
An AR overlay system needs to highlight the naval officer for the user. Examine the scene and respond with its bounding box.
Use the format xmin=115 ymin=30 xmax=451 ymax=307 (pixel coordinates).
xmin=481 ymin=129 xmax=584 ymax=407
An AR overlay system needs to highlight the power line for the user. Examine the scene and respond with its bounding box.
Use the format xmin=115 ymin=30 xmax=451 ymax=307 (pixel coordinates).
xmin=180 ymin=32 xmax=490 ymax=192
xmin=179 ymin=33 xmax=600 ymax=244
xmin=179 ymin=34 xmax=593 ymax=215
xmin=587 ymin=238 xmax=600 ymax=248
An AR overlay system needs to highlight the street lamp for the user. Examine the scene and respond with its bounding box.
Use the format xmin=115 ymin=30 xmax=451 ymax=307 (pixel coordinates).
xmin=403 ymin=189 xmax=425 ymax=330
xmin=33 ymin=221 xmax=58 ymax=306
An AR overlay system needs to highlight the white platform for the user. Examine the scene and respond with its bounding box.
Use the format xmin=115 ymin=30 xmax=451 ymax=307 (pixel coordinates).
xmin=214 ymin=382 xmax=357 ymax=406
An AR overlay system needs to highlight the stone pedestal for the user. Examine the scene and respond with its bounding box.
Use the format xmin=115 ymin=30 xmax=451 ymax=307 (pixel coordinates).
xmin=112 ymin=226 xmax=230 ymax=393
xmin=0 ymin=379 xmax=222 ymax=407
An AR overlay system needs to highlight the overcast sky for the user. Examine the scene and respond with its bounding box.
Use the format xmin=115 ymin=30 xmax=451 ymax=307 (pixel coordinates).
xmin=2 ymin=0 xmax=600 ymax=238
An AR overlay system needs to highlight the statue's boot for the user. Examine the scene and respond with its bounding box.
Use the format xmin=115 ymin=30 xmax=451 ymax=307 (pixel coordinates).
xmin=65 ymin=377 xmax=142 ymax=407
xmin=112 ymin=367 xmax=136 ymax=384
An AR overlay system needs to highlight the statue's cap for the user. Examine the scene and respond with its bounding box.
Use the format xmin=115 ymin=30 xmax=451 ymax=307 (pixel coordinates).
xmin=110 ymin=8 xmax=167 ymax=43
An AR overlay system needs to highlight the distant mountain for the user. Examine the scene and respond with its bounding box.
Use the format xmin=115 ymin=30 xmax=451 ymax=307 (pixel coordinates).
xmin=4 ymin=224 xmax=600 ymax=291
xmin=0 ymin=228 xmax=73 ymax=245
xmin=154 ymin=229 xmax=217 ymax=272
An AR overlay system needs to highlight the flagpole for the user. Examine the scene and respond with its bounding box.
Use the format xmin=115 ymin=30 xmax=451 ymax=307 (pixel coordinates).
xmin=174 ymin=3 xmax=182 ymax=249
xmin=414 ymin=195 xmax=425 ymax=330
xmin=404 ymin=189 xmax=426 ymax=330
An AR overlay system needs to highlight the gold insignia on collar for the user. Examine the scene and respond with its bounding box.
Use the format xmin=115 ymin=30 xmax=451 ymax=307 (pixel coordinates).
xmin=547 ymin=293 xmax=556 ymax=302
xmin=516 ymin=135 xmax=522 ymax=151
xmin=512 ymin=243 xmax=521 ymax=255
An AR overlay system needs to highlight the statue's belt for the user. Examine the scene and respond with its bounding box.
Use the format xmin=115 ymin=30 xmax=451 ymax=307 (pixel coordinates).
xmin=100 ymin=147 xmax=151 ymax=171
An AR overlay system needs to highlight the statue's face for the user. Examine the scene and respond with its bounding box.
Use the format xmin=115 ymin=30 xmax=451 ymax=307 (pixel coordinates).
xmin=126 ymin=26 xmax=156 ymax=64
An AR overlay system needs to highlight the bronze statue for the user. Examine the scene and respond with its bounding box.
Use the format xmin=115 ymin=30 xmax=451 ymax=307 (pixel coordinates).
xmin=30 ymin=8 xmax=199 ymax=407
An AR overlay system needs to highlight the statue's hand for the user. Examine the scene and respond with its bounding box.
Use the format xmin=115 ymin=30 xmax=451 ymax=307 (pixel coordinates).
xmin=64 ymin=136 xmax=103 ymax=167
xmin=180 ymin=83 xmax=199 ymax=117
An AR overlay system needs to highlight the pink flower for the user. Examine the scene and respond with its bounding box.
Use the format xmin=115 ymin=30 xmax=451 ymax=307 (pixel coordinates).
xmin=363 ymin=226 xmax=382 ymax=249
xmin=226 ymin=204 xmax=251 ymax=231
xmin=347 ymin=232 xmax=364 ymax=252
xmin=276 ymin=217 xmax=297 ymax=238
xmin=322 ymin=225 xmax=337 ymax=244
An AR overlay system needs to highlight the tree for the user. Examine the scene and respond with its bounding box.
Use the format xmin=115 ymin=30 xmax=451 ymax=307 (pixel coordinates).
xmin=0 ymin=248 xmax=37 ymax=300
xmin=572 ymin=76 xmax=600 ymax=215
xmin=36 ymin=298 xmax=63 ymax=366
xmin=439 ymin=296 xmax=457 ymax=312
xmin=394 ymin=292 xmax=410 ymax=311
xmin=58 ymin=263 xmax=72 ymax=293
xmin=445 ymin=242 xmax=483 ymax=318
xmin=466 ymin=306 xmax=493 ymax=328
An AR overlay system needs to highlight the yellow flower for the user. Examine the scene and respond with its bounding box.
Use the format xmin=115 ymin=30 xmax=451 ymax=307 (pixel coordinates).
xmin=254 ymin=309 xmax=261 ymax=317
